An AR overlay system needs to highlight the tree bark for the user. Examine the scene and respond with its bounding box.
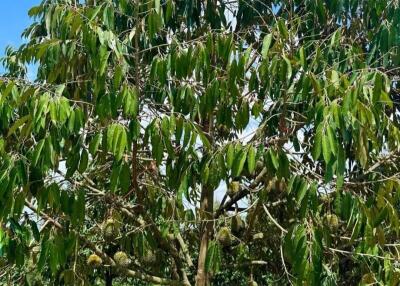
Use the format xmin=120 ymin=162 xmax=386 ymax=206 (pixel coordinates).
xmin=132 ymin=0 xmax=141 ymax=206
xmin=195 ymin=185 xmax=213 ymax=286
xmin=196 ymin=104 xmax=215 ymax=286
xmin=105 ymin=270 xmax=113 ymax=286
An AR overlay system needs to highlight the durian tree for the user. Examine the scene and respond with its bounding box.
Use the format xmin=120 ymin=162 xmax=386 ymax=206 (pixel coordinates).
xmin=1 ymin=0 xmax=400 ymax=285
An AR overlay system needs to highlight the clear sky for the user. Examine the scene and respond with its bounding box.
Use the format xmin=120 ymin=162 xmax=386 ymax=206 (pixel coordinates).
xmin=0 ymin=1 xmax=39 ymax=74
xmin=0 ymin=1 xmax=39 ymax=51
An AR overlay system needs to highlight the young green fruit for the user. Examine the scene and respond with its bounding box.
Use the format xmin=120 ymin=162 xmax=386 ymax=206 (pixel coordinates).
xmin=255 ymin=160 xmax=264 ymax=172
xmin=324 ymin=214 xmax=339 ymax=231
xmin=231 ymin=215 xmax=245 ymax=235
xmin=102 ymin=219 xmax=119 ymax=240
xmin=217 ymin=227 xmax=232 ymax=246
xmin=228 ymin=181 xmax=240 ymax=197
xmin=143 ymin=251 xmax=157 ymax=265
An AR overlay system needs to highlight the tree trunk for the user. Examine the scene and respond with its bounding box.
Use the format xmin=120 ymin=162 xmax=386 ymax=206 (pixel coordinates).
xmin=105 ymin=270 xmax=113 ymax=286
xmin=132 ymin=0 xmax=141 ymax=206
xmin=195 ymin=185 xmax=213 ymax=286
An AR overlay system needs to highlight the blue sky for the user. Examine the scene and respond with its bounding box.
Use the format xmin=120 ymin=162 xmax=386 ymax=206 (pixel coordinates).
xmin=0 ymin=1 xmax=39 ymax=75
xmin=0 ymin=1 xmax=39 ymax=51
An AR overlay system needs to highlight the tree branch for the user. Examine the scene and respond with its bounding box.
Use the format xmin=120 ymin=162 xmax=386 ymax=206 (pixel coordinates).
xmin=24 ymin=200 xmax=186 ymax=286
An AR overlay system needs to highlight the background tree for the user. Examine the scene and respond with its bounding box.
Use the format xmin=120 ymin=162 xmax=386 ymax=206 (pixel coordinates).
xmin=1 ymin=0 xmax=400 ymax=285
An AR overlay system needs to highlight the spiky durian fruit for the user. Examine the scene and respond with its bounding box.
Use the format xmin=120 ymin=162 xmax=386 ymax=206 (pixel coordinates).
xmin=231 ymin=215 xmax=245 ymax=235
xmin=228 ymin=181 xmax=241 ymax=197
xmin=361 ymin=273 xmax=375 ymax=284
xmin=87 ymin=254 xmax=102 ymax=267
xmin=266 ymin=176 xmax=278 ymax=192
xmin=102 ymin=219 xmax=119 ymax=240
xmin=324 ymin=214 xmax=339 ymax=231
xmin=248 ymin=279 xmax=258 ymax=286
xmin=217 ymin=227 xmax=232 ymax=246
xmin=277 ymin=178 xmax=287 ymax=192
xmin=320 ymin=194 xmax=331 ymax=204
xmin=114 ymin=251 xmax=130 ymax=267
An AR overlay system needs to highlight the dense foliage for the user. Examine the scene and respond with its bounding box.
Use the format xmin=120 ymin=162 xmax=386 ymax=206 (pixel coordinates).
xmin=1 ymin=0 xmax=400 ymax=285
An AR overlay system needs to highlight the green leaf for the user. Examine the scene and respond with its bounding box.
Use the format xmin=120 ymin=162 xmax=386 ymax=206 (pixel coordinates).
xmin=154 ymin=0 xmax=161 ymax=14
xmin=296 ymin=179 xmax=308 ymax=205
xmin=75 ymin=189 xmax=85 ymax=225
xmin=269 ymin=149 xmax=279 ymax=170
xmin=0 ymin=138 xmax=4 ymax=154
xmin=373 ymin=207 xmax=388 ymax=227
xmin=322 ymin=132 xmax=331 ymax=163
xmin=205 ymin=241 xmax=221 ymax=272
xmin=226 ymin=144 xmax=234 ymax=170
xmin=89 ymin=4 xmax=103 ymax=21
xmin=151 ymin=133 xmax=163 ymax=165
xmin=103 ymin=5 xmax=115 ymax=29
xmin=32 ymin=139 xmax=45 ymax=166
xmin=68 ymin=108 xmax=75 ymax=132
xmin=107 ymin=124 xmax=127 ymax=161
xmin=28 ymin=5 xmax=42 ymax=17
xmin=123 ymin=87 xmax=139 ymax=117
xmin=330 ymin=29 xmax=341 ymax=48
xmin=327 ymin=125 xmax=337 ymax=156
xmin=115 ymin=127 xmax=128 ymax=161
xmin=183 ymin=123 xmax=191 ymax=148
xmin=283 ymin=55 xmax=292 ymax=80
xmin=107 ymin=124 xmax=117 ymax=152
xmin=261 ymin=34 xmax=273 ymax=59
xmin=37 ymin=240 xmax=48 ymax=271
xmin=49 ymin=241 xmax=59 ymax=274
xmin=120 ymin=163 xmax=131 ymax=194
xmin=278 ymin=19 xmax=289 ymax=40
xmin=177 ymin=174 xmax=188 ymax=205
xmin=247 ymin=146 xmax=256 ymax=174
xmin=312 ymin=124 xmax=323 ymax=160
xmin=55 ymin=84 xmax=65 ymax=97
xmin=110 ymin=163 xmax=121 ymax=193
xmin=380 ymin=91 xmax=393 ymax=108
xmin=161 ymin=117 xmax=170 ymax=137
xmin=99 ymin=45 xmax=110 ymax=76
xmin=299 ymin=46 xmax=307 ymax=69
xmin=7 ymin=115 xmax=30 ymax=137
xmin=235 ymin=101 xmax=250 ymax=130
xmin=195 ymin=124 xmax=211 ymax=150
xmin=373 ymin=72 xmax=382 ymax=104
xmin=232 ymin=147 xmax=247 ymax=177
xmin=78 ymin=149 xmax=89 ymax=173
xmin=89 ymin=134 xmax=102 ymax=156
xmin=44 ymin=137 xmax=55 ymax=167
xmin=49 ymin=101 xmax=57 ymax=124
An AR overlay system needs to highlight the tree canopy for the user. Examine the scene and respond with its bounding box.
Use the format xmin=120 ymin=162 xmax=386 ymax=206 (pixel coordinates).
xmin=1 ymin=0 xmax=400 ymax=285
